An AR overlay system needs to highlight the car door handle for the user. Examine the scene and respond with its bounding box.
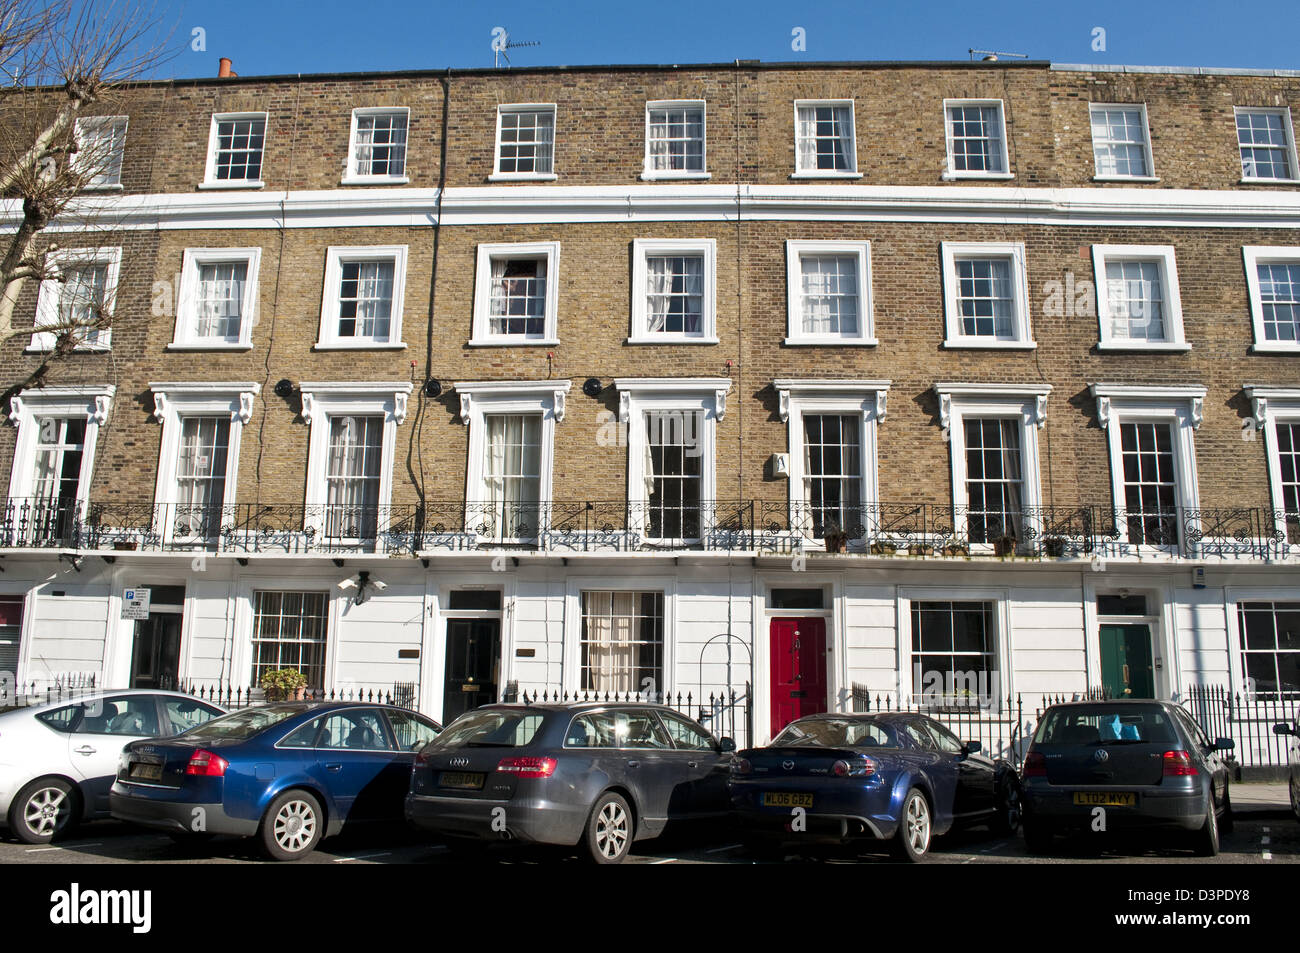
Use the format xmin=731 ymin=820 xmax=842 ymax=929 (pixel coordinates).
xmin=325 ymin=763 xmax=343 ymax=772
xmin=74 ymin=745 xmax=96 ymax=756
xmin=626 ymin=760 xmax=640 ymax=769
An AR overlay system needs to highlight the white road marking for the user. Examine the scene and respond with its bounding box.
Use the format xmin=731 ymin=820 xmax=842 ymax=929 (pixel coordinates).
xmin=25 ymin=843 xmax=101 ymax=853
xmin=1262 ymin=851 xmax=1273 ymax=860
xmin=650 ymin=857 xmax=677 ymax=864
xmin=332 ymin=852 xmax=391 ymax=863
xmin=706 ymin=844 xmax=741 ymax=854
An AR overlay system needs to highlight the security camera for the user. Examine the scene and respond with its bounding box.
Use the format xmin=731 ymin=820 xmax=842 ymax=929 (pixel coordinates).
xmin=372 ymin=579 xmax=388 ymax=591
xmin=337 ymin=577 xmax=357 ymax=591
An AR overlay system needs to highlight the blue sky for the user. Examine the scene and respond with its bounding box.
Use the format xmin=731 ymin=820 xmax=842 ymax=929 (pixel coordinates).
xmin=153 ymin=0 xmax=1298 ymax=79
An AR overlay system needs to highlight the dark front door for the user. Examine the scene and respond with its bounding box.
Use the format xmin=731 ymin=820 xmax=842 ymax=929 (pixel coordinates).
xmin=130 ymin=615 xmax=182 ymax=689
xmin=1100 ymin=624 xmax=1155 ymax=699
xmin=769 ymin=617 xmax=828 ymax=736
xmin=443 ymin=618 xmax=501 ymax=723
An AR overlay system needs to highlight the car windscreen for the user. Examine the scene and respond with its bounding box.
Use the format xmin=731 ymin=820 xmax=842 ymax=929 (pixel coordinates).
xmin=1034 ymin=707 xmax=1179 ymax=746
xmin=772 ymin=718 xmax=902 ymax=748
xmin=178 ymin=705 xmax=305 ymax=744
xmin=426 ymin=710 xmax=545 ymax=748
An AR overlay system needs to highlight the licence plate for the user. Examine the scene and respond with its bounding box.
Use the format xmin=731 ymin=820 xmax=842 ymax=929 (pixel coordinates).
xmin=762 ymin=792 xmax=813 ymax=808
xmin=1073 ymin=791 xmax=1136 ymax=807
xmin=439 ymin=771 xmax=485 ymax=790
xmin=130 ymin=762 xmax=163 ymax=781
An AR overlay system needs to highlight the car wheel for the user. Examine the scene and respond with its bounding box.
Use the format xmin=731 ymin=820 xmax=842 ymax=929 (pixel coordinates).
xmin=259 ymin=790 xmax=324 ymax=861
xmin=1022 ymin=817 xmax=1053 ymax=854
xmin=991 ymin=777 xmax=1022 ymax=836
xmin=1220 ymin=787 xmax=1234 ymax=836
xmin=8 ymin=777 xmax=78 ymax=845
xmin=583 ymin=792 xmax=633 ymax=864
xmin=1291 ymin=775 xmax=1300 ymax=822
xmin=891 ymin=788 xmax=932 ymax=862
xmin=1194 ymin=794 xmax=1220 ymax=858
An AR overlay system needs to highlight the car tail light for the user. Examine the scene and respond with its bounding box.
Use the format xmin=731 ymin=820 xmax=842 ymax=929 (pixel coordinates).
xmin=496 ymin=756 xmax=557 ymax=779
xmin=414 ymin=747 xmax=435 ymax=765
xmin=1022 ymin=751 xmax=1047 ymax=778
xmin=832 ymin=757 xmax=878 ymax=777
xmin=185 ymin=749 xmax=228 ymax=777
xmin=730 ymin=758 xmax=752 ymax=776
xmin=1162 ymin=750 xmax=1197 ymax=777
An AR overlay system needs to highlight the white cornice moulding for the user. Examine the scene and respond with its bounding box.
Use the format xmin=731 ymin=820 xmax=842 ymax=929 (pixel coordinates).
xmin=149 ymin=381 xmax=261 ymax=424
xmin=614 ymin=378 xmax=733 ymax=422
xmin=933 ymin=382 xmax=1053 ymax=429
xmin=1245 ymin=385 xmax=1300 ymax=426
xmin=297 ymin=381 xmax=412 ymax=426
xmin=7 ymin=384 xmax=116 ymax=427
xmin=1089 ymin=382 xmax=1207 ymax=430
xmin=11 ymin=183 xmax=1300 ymax=232
xmin=452 ymin=379 xmax=574 ymax=425
xmin=773 ymin=379 xmax=892 ymax=423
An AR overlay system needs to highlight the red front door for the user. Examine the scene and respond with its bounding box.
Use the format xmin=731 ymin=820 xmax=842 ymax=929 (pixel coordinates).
xmin=769 ymin=617 xmax=828 ymax=736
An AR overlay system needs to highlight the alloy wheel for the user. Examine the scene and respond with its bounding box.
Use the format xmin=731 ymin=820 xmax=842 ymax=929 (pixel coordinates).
xmin=273 ymin=799 xmax=318 ymax=854
xmin=23 ymin=786 xmax=69 ymax=838
xmin=905 ymin=794 xmax=931 ymax=855
xmin=595 ymin=800 xmax=629 ymax=860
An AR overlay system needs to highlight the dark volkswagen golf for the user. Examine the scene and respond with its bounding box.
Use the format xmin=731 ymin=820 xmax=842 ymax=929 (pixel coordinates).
xmin=729 ymin=712 xmax=1021 ymax=861
xmin=405 ymin=702 xmax=735 ymax=863
xmin=1020 ymin=700 xmax=1235 ymax=855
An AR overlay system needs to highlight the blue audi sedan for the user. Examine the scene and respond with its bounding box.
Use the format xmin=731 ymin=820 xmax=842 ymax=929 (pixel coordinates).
xmin=109 ymin=702 xmax=440 ymax=860
xmin=730 ymin=712 xmax=1020 ymax=861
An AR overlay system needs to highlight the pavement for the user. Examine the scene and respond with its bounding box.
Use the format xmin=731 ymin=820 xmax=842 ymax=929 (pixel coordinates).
xmin=1229 ymin=781 xmax=1293 ymax=816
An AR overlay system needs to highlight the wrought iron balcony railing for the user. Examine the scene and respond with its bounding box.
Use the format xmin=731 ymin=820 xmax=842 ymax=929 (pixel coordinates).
xmin=0 ymin=497 xmax=1291 ymax=560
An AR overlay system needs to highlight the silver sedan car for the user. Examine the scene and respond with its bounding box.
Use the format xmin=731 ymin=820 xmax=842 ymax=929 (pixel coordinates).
xmin=0 ymin=690 xmax=225 ymax=843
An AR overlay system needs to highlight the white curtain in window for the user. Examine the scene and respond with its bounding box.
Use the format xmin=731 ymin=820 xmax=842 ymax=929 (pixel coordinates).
xmin=484 ymin=415 xmax=541 ymax=536
xmin=586 ymin=592 xmax=636 ymax=693
xmin=648 ymin=111 xmax=670 ymax=169
xmin=681 ymin=256 xmax=703 ymax=332
xmin=796 ymin=106 xmax=816 ymax=171
xmin=832 ymin=106 xmax=853 ymax=168
xmin=488 ymin=257 xmax=508 ymax=324
xmin=355 ymin=261 xmax=393 ymax=337
xmin=999 ymin=421 xmax=1023 ymax=537
xmin=354 ymin=117 xmax=375 ymax=174
xmin=645 ymin=256 xmax=672 ymax=332
xmin=801 ymin=259 xmax=833 ymax=333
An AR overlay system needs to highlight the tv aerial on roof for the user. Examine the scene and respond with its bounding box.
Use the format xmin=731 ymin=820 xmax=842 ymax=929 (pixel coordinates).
xmin=969 ymin=49 xmax=1028 ymax=61
xmin=492 ymin=28 xmax=541 ymax=68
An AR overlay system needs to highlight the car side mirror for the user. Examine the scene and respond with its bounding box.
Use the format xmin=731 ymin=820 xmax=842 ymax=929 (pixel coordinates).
xmin=719 ymin=737 xmax=736 ymax=753
xmin=963 ymin=740 xmax=981 ymax=755
xmin=1273 ymin=723 xmax=1296 ymax=736
xmin=1213 ymin=738 xmax=1235 ymax=751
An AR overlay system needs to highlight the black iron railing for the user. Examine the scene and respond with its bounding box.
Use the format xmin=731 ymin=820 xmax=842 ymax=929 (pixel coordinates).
xmin=1184 ymin=684 xmax=1299 ymax=776
xmin=518 ymin=685 xmax=753 ymax=749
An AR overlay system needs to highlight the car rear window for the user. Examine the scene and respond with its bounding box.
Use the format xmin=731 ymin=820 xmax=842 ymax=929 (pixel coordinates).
xmin=773 ymin=718 xmax=902 ymax=748
xmin=181 ymin=705 xmax=304 ymax=743
xmin=1034 ymin=707 xmax=1179 ymax=745
xmin=35 ymin=704 xmax=82 ymax=733
xmin=429 ymin=710 xmax=544 ymax=748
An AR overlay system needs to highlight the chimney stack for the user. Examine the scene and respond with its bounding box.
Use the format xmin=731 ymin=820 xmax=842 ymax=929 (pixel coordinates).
xmin=218 ymin=57 xmax=236 ymax=78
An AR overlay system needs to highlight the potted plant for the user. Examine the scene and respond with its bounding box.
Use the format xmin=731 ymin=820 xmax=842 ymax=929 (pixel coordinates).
xmin=908 ymin=542 xmax=929 ymax=557
xmin=943 ymin=541 xmax=970 ymax=558
xmin=870 ymin=540 xmax=897 ymax=556
xmin=994 ymin=534 xmax=1018 ymax=557
xmin=1043 ymin=536 xmax=1067 ymax=558
xmin=260 ymin=668 xmax=309 ymax=702
xmin=824 ymin=530 xmax=848 ymax=554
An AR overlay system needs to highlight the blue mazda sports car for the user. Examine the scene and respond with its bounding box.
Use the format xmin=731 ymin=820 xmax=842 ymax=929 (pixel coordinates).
xmin=110 ymin=702 xmax=440 ymax=860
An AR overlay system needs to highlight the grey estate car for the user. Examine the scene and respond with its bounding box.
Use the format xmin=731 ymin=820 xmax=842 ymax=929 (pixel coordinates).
xmin=405 ymin=703 xmax=736 ymax=863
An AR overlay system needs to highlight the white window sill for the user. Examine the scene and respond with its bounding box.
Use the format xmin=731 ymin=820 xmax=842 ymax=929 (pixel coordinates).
xmin=1250 ymin=342 xmax=1300 ymax=354
xmin=1097 ymin=341 xmax=1192 ymax=352
xmin=1239 ymin=177 xmax=1300 ymax=185
xmin=466 ymin=338 xmax=560 ymax=347
xmin=783 ymin=336 xmax=879 ymax=347
xmin=488 ymin=172 xmax=558 ymax=182
xmin=941 ymin=171 xmax=1015 ymax=181
xmin=640 ymin=171 xmax=711 ymax=181
xmin=789 ymin=170 xmax=863 ymax=180
xmin=942 ymin=339 xmax=1037 ymax=350
xmin=25 ymin=345 xmax=111 ymax=354
xmin=312 ymin=341 xmax=408 ymax=350
xmin=626 ymin=335 xmax=719 ymax=345
xmin=1092 ymin=175 xmax=1160 ymax=183
xmin=166 ymin=342 xmax=255 ymax=351
xmin=340 ymin=175 xmax=411 ymax=186
xmin=198 ymin=180 xmax=265 ymax=190
xmin=80 ymin=183 xmax=124 ymax=192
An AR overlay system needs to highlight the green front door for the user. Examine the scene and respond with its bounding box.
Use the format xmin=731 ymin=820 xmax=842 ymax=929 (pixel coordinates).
xmin=1099 ymin=624 xmax=1155 ymax=698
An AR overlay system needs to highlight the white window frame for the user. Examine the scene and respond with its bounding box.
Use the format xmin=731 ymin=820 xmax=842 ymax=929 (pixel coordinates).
xmin=1225 ymin=587 xmax=1300 ymax=701
xmin=942 ymin=99 xmax=1012 ymax=180
xmin=1235 ymin=106 xmax=1300 ymax=184
xmin=1243 ymin=246 xmax=1300 ymax=353
xmin=1245 ymin=385 xmax=1300 ymax=548
xmin=783 ymin=240 xmax=876 ymax=346
xmin=774 ymin=380 xmax=889 ymax=547
xmin=342 ymin=107 xmax=410 ymax=185
xmin=629 ymin=238 xmax=717 ymax=344
xmin=5 ymin=385 xmax=114 ymax=514
xmin=614 ymin=378 xmax=730 ymax=544
xmin=934 ymin=383 xmax=1050 ymax=550
xmin=201 ymin=112 xmax=268 ymax=189
xmin=896 ymin=588 xmax=1012 ymax=709
xmin=940 ymin=242 xmax=1034 ymax=348
xmin=170 ymin=247 xmax=262 ymax=350
xmin=561 ymin=573 xmax=677 ymax=697
xmin=490 ymin=104 xmax=558 ymax=182
xmin=1091 ymin=244 xmax=1188 ymax=351
xmin=470 ymin=241 xmax=561 ymax=346
xmin=315 ymin=245 xmax=408 ymax=349
xmin=642 ymin=100 xmax=709 ymax=181
xmin=1088 ymin=103 xmax=1157 ymax=182
xmin=299 ymin=382 xmax=411 ymax=542
xmin=791 ymin=99 xmax=861 ymax=179
xmin=73 ymin=115 xmax=128 ymax=190
xmin=29 ymin=246 xmax=121 ymax=353
xmin=149 ymin=382 xmax=260 ymax=545
xmin=1090 ymin=383 xmax=1205 ymax=551
xmin=454 ymin=380 xmax=571 ymax=542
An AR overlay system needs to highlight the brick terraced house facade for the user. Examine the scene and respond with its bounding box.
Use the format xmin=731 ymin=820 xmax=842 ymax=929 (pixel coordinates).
xmin=1 ymin=58 xmax=1298 ymax=746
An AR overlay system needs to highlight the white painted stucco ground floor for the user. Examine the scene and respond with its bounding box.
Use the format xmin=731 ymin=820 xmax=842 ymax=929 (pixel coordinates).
xmin=1 ymin=551 xmax=1296 ymax=747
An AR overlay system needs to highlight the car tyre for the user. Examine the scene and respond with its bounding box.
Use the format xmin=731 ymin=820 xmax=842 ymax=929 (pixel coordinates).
xmin=1194 ymin=794 xmax=1220 ymax=858
xmin=1022 ymin=816 xmax=1053 ymax=854
xmin=1290 ymin=776 xmax=1300 ymax=822
xmin=1219 ymin=787 xmax=1234 ymax=835
xmin=891 ymin=788 xmax=932 ymax=862
xmin=990 ymin=776 xmax=1022 ymax=836
xmin=583 ymin=792 xmax=633 ymax=864
xmin=8 ymin=777 xmax=78 ymax=845
xmin=259 ymin=790 xmax=324 ymax=861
